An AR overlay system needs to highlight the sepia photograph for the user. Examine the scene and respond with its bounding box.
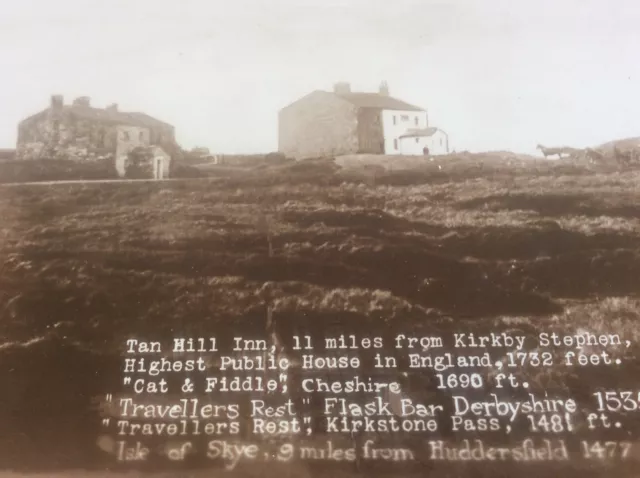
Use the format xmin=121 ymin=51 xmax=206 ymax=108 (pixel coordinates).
xmin=0 ymin=0 xmax=639 ymax=476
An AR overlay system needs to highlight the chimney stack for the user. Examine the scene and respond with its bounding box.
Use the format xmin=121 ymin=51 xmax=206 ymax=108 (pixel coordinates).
xmin=333 ymin=82 xmax=351 ymax=95
xmin=50 ymin=94 xmax=63 ymax=111
xmin=73 ymin=96 xmax=91 ymax=107
xmin=379 ymin=81 xmax=389 ymax=96
xmin=106 ymin=103 xmax=118 ymax=113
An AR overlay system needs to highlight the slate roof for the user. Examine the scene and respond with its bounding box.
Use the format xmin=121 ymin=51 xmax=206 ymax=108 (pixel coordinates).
xmin=399 ymin=127 xmax=440 ymax=138
xmin=333 ymin=92 xmax=424 ymax=112
xmin=65 ymin=105 xmax=173 ymax=128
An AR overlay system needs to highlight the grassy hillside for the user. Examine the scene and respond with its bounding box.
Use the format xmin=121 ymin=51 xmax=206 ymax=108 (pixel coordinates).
xmin=597 ymin=136 xmax=640 ymax=152
xmin=335 ymin=152 xmax=540 ymax=171
xmin=0 ymin=162 xmax=639 ymax=476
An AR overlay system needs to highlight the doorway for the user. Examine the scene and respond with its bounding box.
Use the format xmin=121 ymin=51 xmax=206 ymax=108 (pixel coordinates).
xmin=155 ymin=158 xmax=164 ymax=180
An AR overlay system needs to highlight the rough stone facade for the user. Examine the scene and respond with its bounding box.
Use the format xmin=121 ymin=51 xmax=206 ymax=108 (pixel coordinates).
xmin=356 ymin=107 xmax=385 ymax=154
xmin=278 ymin=91 xmax=359 ymax=160
xmin=16 ymin=95 xmax=179 ymax=178
xmin=278 ymin=83 xmax=433 ymax=160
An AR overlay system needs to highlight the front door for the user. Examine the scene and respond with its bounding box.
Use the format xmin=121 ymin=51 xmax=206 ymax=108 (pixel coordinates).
xmin=155 ymin=158 xmax=163 ymax=180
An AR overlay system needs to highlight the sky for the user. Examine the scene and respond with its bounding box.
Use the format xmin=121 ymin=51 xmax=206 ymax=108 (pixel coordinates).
xmin=0 ymin=0 xmax=638 ymax=155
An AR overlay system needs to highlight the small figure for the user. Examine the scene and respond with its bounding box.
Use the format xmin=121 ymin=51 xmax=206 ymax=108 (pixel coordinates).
xmin=423 ymin=146 xmax=430 ymax=156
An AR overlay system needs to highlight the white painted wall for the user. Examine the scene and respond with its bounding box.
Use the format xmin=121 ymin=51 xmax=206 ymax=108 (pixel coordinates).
xmin=151 ymin=146 xmax=171 ymax=179
xmin=426 ymin=129 xmax=449 ymax=155
xmin=399 ymin=135 xmax=430 ymax=155
xmin=380 ymin=109 xmax=428 ymax=154
xmin=399 ymin=129 xmax=449 ymax=155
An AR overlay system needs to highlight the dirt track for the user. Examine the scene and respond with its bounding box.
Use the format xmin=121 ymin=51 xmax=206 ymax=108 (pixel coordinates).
xmin=0 ymin=178 xmax=204 ymax=187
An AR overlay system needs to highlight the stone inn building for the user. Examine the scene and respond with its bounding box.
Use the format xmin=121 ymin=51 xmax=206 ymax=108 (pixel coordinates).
xmin=16 ymin=95 xmax=182 ymax=179
xmin=278 ymin=81 xmax=449 ymax=160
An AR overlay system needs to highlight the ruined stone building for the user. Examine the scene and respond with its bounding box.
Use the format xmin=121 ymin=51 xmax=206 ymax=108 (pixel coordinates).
xmin=16 ymin=95 xmax=182 ymax=179
xmin=278 ymin=82 xmax=449 ymax=160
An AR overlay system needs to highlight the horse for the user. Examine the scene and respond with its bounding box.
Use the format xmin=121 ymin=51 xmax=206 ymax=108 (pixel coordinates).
xmin=536 ymin=144 xmax=572 ymax=159
xmin=584 ymin=148 xmax=606 ymax=164
xmin=537 ymin=144 xmax=586 ymax=160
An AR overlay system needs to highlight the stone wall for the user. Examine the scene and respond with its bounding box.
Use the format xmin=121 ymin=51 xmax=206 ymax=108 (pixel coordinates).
xmin=16 ymin=113 xmax=54 ymax=160
xmin=0 ymin=149 xmax=15 ymax=160
xmin=53 ymin=114 xmax=117 ymax=162
xmin=278 ymin=91 xmax=359 ymax=160
xmin=0 ymin=159 xmax=118 ymax=183
xmin=16 ymin=111 xmax=117 ymax=163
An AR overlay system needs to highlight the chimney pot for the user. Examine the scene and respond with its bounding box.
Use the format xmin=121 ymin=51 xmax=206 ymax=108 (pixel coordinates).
xmin=379 ymin=81 xmax=389 ymax=96
xmin=106 ymin=103 xmax=118 ymax=113
xmin=333 ymin=82 xmax=351 ymax=94
xmin=50 ymin=94 xmax=63 ymax=110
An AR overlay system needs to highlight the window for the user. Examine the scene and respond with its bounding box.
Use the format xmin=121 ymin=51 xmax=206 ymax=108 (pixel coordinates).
xmin=393 ymin=115 xmax=397 ymax=125
xmin=139 ymin=131 xmax=144 ymax=141
xmin=393 ymin=139 xmax=398 ymax=150
xmin=440 ymin=138 xmax=443 ymax=146
xmin=415 ymin=117 xmax=419 ymax=126
xmin=415 ymin=138 xmax=419 ymax=143
xmin=122 ymin=131 xmax=130 ymax=141
xmin=401 ymin=115 xmax=409 ymax=121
